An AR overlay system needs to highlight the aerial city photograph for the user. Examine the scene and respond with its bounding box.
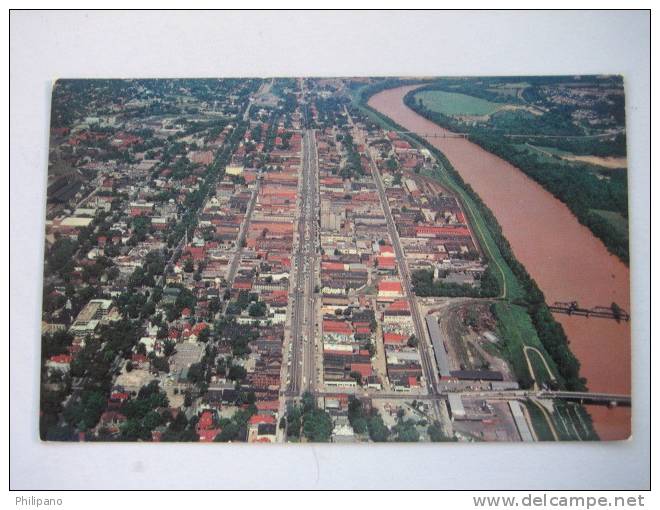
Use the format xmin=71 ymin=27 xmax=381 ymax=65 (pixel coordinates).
xmin=39 ymin=76 xmax=631 ymax=444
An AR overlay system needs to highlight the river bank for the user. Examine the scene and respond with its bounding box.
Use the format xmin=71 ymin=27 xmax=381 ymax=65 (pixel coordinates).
xmin=367 ymin=84 xmax=631 ymax=440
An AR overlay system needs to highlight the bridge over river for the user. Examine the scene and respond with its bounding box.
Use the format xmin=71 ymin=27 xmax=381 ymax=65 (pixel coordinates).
xmin=548 ymin=301 xmax=630 ymax=322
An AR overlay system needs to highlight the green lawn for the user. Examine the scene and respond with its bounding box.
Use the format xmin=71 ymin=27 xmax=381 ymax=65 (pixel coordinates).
xmin=525 ymin=399 xmax=597 ymax=441
xmin=492 ymin=302 xmax=561 ymax=388
xmin=525 ymin=346 xmax=555 ymax=386
xmin=414 ymin=90 xmax=505 ymax=116
xmin=552 ymin=401 xmax=585 ymax=440
xmin=550 ymin=401 xmax=599 ymax=441
xmin=524 ymin=400 xmax=555 ymax=441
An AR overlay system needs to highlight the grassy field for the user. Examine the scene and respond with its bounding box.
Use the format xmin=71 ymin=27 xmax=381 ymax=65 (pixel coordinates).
xmin=525 ymin=346 xmax=555 ymax=385
xmin=524 ymin=400 xmax=556 ymax=441
xmin=554 ymin=401 xmax=599 ymax=441
xmin=491 ymin=302 xmax=561 ymax=389
xmin=551 ymin=401 xmax=579 ymax=440
xmin=525 ymin=399 xmax=599 ymax=441
xmin=515 ymin=143 xmax=600 ymax=165
xmin=553 ymin=402 xmax=582 ymax=440
xmin=414 ymin=90 xmax=504 ymax=116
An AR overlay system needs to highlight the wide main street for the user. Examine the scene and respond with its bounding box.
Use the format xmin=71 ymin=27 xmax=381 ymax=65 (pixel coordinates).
xmin=285 ymin=128 xmax=320 ymax=398
xmin=301 ymin=129 xmax=321 ymax=394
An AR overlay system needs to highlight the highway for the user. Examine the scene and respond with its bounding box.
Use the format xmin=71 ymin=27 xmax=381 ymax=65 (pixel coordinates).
xmin=286 ymin=128 xmax=319 ymax=397
xmin=302 ymin=129 xmax=320 ymax=393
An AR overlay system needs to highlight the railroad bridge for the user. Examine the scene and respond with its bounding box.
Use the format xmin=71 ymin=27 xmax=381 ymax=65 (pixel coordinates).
xmin=548 ymin=301 xmax=630 ymax=322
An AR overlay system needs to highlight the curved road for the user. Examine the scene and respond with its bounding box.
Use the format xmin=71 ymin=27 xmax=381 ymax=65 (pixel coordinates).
xmin=523 ymin=345 xmax=557 ymax=390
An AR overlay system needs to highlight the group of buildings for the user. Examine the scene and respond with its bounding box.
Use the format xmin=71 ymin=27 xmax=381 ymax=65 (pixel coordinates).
xmin=313 ymin=124 xmax=425 ymax=393
xmin=40 ymin=78 xmax=538 ymax=444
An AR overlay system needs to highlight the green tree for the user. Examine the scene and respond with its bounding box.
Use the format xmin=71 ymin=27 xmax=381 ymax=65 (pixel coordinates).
xmin=428 ymin=421 xmax=453 ymax=442
xmin=151 ymin=356 xmax=169 ymax=373
xmin=367 ymin=413 xmax=390 ymax=442
xmin=227 ymin=364 xmax=247 ymax=381
xmin=302 ymin=408 xmax=333 ymax=442
xmin=347 ymin=396 xmax=368 ymax=434
xmin=248 ymin=301 xmax=267 ymax=317
xmin=163 ymin=339 xmax=176 ymax=357
xmin=394 ymin=419 xmax=419 ymax=442
xmin=301 ymin=391 xmax=316 ymax=413
xmin=214 ymin=421 xmax=240 ymax=442
xmin=197 ymin=328 xmax=210 ymax=343
xmin=286 ymin=406 xmax=302 ymax=438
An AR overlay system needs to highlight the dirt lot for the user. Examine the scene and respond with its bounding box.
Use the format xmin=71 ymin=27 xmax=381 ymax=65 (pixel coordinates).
xmin=561 ymin=154 xmax=627 ymax=169
xmin=115 ymin=367 xmax=156 ymax=394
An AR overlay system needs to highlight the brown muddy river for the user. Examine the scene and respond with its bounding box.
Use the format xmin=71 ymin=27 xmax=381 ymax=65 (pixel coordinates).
xmin=369 ymin=85 xmax=631 ymax=440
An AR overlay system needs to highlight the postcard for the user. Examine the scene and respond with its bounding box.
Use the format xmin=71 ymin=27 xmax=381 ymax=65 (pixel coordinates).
xmin=40 ymin=77 xmax=630 ymax=443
